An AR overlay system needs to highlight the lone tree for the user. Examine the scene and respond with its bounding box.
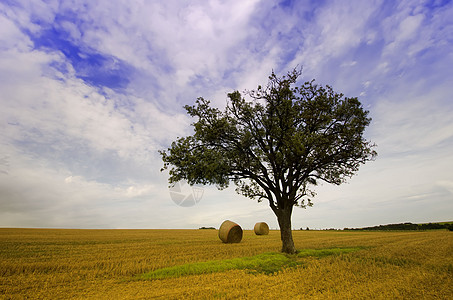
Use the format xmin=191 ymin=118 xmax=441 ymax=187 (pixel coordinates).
xmin=160 ymin=69 xmax=376 ymax=254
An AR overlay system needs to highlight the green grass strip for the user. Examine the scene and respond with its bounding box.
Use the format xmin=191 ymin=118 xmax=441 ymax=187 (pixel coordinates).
xmin=141 ymin=247 xmax=360 ymax=280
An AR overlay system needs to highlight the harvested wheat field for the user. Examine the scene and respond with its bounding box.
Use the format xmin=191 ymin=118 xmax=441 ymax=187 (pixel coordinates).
xmin=1 ymin=228 xmax=452 ymax=299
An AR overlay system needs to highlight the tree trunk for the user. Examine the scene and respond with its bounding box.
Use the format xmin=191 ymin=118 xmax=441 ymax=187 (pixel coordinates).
xmin=276 ymin=207 xmax=296 ymax=254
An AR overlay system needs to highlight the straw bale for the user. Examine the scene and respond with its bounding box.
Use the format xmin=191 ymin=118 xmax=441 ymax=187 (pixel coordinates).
xmin=254 ymin=222 xmax=269 ymax=235
xmin=218 ymin=220 xmax=243 ymax=243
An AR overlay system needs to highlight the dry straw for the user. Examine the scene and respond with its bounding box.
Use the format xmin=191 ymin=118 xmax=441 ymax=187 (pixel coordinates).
xmin=218 ymin=220 xmax=243 ymax=243
xmin=254 ymin=222 xmax=269 ymax=235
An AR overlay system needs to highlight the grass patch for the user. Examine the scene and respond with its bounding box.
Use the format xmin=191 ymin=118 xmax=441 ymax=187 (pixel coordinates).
xmin=140 ymin=247 xmax=360 ymax=280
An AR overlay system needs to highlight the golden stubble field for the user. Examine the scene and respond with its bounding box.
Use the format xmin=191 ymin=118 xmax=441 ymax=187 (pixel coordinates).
xmin=1 ymin=228 xmax=452 ymax=299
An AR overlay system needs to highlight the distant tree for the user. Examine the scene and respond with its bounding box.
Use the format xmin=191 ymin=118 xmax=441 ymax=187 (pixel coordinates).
xmin=160 ymin=69 xmax=376 ymax=254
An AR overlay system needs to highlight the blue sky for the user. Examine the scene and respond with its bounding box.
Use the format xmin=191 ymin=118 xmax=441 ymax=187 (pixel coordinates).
xmin=1 ymin=0 xmax=452 ymax=229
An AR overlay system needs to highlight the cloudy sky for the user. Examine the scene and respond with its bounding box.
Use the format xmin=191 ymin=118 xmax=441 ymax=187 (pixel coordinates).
xmin=1 ymin=0 xmax=452 ymax=230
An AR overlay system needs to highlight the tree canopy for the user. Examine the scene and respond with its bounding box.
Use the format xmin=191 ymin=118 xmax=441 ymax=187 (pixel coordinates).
xmin=160 ymin=68 xmax=376 ymax=253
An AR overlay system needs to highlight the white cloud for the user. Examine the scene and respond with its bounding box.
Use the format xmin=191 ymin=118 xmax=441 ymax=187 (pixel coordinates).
xmin=398 ymin=14 xmax=424 ymax=41
xmin=57 ymin=0 xmax=262 ymax=91
xmin=289 ymin=1 xmax=381 ymax=76
xmin=0 ymin=13 xmax=31 ymax=50
xmin=0 ymin=144 xmax=170 ymax=228
xmin=301 ymin=76 xmax=453 ymax=228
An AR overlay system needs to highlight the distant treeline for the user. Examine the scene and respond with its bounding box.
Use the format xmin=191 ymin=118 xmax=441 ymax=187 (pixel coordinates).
xmin=199 ymin=226 xmax=216 ymax=230
xmin=344 ymin=222 xmax=453 ymax=231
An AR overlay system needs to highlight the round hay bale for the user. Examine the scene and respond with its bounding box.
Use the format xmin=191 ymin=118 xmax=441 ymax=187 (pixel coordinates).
xmin=254 ymin=222 xmax=269 ymax=235
xmin=218 ymin=220 xmax=243 ymax=243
